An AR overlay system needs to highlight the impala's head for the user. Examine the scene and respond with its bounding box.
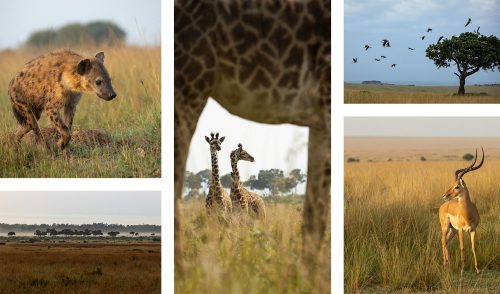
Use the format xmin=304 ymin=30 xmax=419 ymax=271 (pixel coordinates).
xmin=231 ymin=143 xmax=255 ymax=163
xmin=442 ymin=147 xmax=484 ymax=201
xmin=205 ymin=132 xmax=225 ymax=152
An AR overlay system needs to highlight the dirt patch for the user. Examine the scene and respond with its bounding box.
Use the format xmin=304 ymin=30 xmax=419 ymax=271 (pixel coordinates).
xmin=26 ymin=127 xmax=114 ymax=148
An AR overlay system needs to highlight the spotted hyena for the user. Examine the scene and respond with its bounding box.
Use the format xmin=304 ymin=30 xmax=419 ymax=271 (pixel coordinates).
xmin=8 ymin=49 xmax=116 ymax=152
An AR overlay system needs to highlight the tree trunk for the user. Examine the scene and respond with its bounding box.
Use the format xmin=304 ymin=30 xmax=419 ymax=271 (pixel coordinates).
xmin=458 ymin=75 xmax=466 ymax=95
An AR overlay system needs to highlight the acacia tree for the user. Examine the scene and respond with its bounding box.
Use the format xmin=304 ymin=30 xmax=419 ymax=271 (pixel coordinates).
xmin=426 ymin=32 xmax=500 ymax=95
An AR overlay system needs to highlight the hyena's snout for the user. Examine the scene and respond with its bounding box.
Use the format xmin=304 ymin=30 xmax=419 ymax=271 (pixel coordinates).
xmin=98 ymin=86 xmax=117 ymax=101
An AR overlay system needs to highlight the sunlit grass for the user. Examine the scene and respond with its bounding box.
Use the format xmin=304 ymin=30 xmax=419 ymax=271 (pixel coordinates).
xmin=345 ymin=160 xmax=500 ymax=293
xmin=0 ymin=46 xmax=160 ymax=177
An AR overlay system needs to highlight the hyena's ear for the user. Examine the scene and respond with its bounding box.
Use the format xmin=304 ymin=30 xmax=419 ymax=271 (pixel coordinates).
xmin=77 ymin=59 xmax=92 ymax=75
xmin=95 ymin=51 xmax=105 ymax=63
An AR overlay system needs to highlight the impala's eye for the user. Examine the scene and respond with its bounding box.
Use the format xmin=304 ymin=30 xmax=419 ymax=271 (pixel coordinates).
xmin=455 ymin=186 xmax=460 ymax=190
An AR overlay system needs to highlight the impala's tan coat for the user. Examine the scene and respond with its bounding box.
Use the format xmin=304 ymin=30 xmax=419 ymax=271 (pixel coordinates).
xmin=439 ymin=148 xmax=483 ymax=273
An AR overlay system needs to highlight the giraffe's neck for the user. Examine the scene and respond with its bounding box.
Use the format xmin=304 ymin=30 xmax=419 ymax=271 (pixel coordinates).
xmin=230 ymin=153 xmax=240 ymax=184
xmin=210 ymin=148 xmax=221 ymax=185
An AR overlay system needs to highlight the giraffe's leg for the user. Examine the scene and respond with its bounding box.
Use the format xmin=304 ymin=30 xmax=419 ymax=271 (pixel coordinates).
xmin=302 ymin=124 xmax=330 ymax=263
xmin=471 ymin=230 xmax=479 ymax=274
xmin=174 ymin=99 xmax=207 ymax=274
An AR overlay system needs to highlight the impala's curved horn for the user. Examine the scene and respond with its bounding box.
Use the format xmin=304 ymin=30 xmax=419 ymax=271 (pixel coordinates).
xmin=457 ymin=147 xmax=484 ymax=180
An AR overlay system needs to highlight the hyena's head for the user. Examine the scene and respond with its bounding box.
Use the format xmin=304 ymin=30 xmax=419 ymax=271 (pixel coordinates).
xmin=76 ymin=51 xmax=117 ymax=101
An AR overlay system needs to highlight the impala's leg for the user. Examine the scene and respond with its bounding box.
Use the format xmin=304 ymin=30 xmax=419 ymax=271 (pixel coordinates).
xmin=441 ymin=227 xmax=449 ymax=265
xmin=471 ymin=230 xmax=479 ymax=274
xmin=458 ymin=228 xmax=465 ymax=273
xmin=445 ymin=228 xmax=457 ymax=246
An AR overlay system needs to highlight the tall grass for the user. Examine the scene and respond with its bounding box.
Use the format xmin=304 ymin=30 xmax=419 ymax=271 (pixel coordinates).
xmin=0 ymin=46 xmax=160 ymax=177
xmin=345 ymin=161 xmax=500 ymax=293
xmin=176 ymin=200 xmax=331 ymax=293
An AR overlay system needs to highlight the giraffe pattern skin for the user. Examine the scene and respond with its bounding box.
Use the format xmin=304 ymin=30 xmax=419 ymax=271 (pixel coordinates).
xmin=175 ymin=0 xmax=330 ymax=266
xmin=229 ymin=144 xmax=266 ymax=219
xmin=205 ymin=133 xmax=232 ymax=214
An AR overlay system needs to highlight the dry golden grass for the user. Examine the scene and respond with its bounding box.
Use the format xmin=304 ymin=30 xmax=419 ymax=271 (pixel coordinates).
xmin=176 ymin=200 xmax=331 ymax=294
xmin=0 ymin=240 xmax=161 ymax=293
xmin=0 ymin=46 xmax=160 ymax=177
xmin=345 ymin=160 xmax=500 ymax=293
xmin=344 ymin=84 xmax=500 ymax=103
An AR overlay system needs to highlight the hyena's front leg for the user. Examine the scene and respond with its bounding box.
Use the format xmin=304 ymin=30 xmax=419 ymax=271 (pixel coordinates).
xmin=46 ymin=107 xmax=71 ymax=151
xmin=63 ymin=94 xmax=82 ymax=130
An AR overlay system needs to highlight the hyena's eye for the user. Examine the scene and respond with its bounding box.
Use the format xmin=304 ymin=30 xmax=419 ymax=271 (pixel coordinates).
xmin=95 ymin=79 xmax=103 ymax=86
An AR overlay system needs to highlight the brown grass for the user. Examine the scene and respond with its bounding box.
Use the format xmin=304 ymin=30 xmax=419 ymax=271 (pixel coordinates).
xmin=345 ymin=160 xmax=500 ymax=292
xmin=0 ymin=241 xmax=161 ymax=293
xmin=344 ymin=84 xmax=500 ymax=103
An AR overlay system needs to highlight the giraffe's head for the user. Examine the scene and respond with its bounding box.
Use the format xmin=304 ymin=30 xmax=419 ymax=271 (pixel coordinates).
xmin=231 ymin=143 xmax=255 ymax=163
xmin=205 ymin=132 xmax=225 ymax=151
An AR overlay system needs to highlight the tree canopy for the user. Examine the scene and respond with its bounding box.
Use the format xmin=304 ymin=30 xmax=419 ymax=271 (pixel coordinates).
xmin=426 ymin=32 xmax=500 ymax=95
xmin=26 ymin=21 xmax=126 ymax=48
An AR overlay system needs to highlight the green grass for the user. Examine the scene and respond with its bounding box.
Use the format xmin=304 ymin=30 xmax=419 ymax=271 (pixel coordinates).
xmin=175 ymin=200 xmax=330 ymax=294
xmin=0 ymin=46 xmax=160 ymax=177
xmin=344 ymin=83 xmax=500 ymax=103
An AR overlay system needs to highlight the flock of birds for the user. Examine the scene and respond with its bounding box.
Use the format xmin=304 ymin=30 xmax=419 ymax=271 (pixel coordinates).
xmin=352 ymin=18 xmax=480 ymax=68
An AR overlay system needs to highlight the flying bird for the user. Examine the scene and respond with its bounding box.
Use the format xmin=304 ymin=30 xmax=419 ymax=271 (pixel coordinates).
xmin=382 ymin=39 xmax=390 ymax=47
xmin=475 ymin=26 xmax=480 ymax=34
xmin=465 ymin=18 xmax=471 ymax=27
xmin=375 ymin=58 xmax=381 ymax=61
xmin=427 ymin=28 xmax=432 ymax=32
xmin=408 ymin=47 xmax=415 ymax=50
xmin=421 ymin=36 xmax=425 ymax=40
xmin=391 ymin=64 xmax=396 ymax=68
xmin=353 ymin=58 xmax=358 ymax=63
xmin=364 ymin=44 xmax=371 ymax=50
xmin=381 ymin=55 xmax=387 ymax=59
xmin=438 ymin=36 xmax=444 ymax=43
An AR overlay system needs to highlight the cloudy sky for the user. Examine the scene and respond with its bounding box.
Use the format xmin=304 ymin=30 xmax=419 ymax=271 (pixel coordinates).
xmin=345 ymin=0 xmax=500 ymax=85
xmin=345 ymin=117 xmax=500 ymax=137
xmin=0 ymin=0 xmax=160 ymax=49
xmin=186 ymin=99 xmax=309 ymax=182
xmin=0 ymin=191 xmax=161 ymax=225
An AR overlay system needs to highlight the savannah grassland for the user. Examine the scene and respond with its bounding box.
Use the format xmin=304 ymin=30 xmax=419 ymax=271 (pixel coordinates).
xmin=175 ymin=200 xmax=331 ymax=294
xmin=345 ymin=137 xmax=500 ymax=293
xmin=345 ymin=83 xmax=500 ymax=104
xmin=0 ymin=46 xmax=160 ymax=177
xmin=0 ymin=238 xmax=161 ymax=293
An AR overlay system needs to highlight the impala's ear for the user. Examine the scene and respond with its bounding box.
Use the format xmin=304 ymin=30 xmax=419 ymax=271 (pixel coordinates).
xmin=205 ymin=136 xmax=210 ymax=143
xmin=220 ymin=136 xmax=225 ymax=142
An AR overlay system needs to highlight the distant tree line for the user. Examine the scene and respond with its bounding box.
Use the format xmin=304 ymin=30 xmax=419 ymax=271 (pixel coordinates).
xmin=0 ymin=223 xmax=160 ymax=234
xmin=184 ymin=168 xmax=306 ymax=198
xmin=25 ymin=21 xmax=126 ymax=48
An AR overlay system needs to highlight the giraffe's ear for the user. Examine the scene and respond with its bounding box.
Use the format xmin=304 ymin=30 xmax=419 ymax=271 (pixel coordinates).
xmin=205 ymin=136 xmax=210 ymax=143
xmin=220 ymin=136 xmax=225 ymax=142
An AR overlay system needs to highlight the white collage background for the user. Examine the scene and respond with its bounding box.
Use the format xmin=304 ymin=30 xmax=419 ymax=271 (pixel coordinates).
xmin=3 ymin=1 xmax=499 ymax=293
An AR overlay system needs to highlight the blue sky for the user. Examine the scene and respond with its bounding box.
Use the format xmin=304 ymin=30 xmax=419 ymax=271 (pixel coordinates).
xmin=345 ymin=0 xmax=500 ymax=85
xmin=0 ymin=0 xmax=160 ymax=49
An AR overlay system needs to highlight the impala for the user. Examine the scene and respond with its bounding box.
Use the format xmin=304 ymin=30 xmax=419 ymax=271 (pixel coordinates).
xmin=439 ymin=148 xmax=483 ymax=273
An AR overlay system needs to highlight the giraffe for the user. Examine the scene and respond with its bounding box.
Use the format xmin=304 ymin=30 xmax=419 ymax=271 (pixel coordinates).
xmin=175 ymin=0 xmax=330 ymax=268
xmin=205 ymin=132 xmax=232 ymax=215
xmin=229 ymin=143 xmax=266 ymax=219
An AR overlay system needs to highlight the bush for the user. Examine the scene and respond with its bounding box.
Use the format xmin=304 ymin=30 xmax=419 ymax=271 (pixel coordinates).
xmin=347 ymin=157 xmax=360 ymax=163
xmin=463 ymin=153 xmax=474 ymax=161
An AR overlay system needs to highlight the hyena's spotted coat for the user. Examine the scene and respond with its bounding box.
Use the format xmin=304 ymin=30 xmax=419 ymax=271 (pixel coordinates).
xmin=8 ymin=49 xmax=116 ymax=151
